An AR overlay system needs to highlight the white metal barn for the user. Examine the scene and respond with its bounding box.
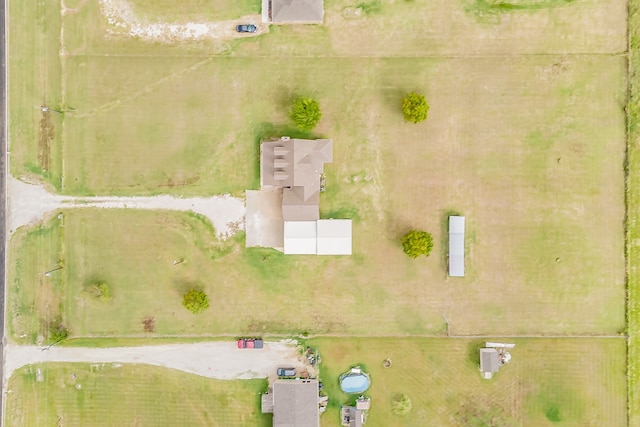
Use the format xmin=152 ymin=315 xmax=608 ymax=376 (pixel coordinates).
xmin=449 ymin=216 xmax=465 ymax=277
xmin=284 ymin=219 xmax=352 ymax=255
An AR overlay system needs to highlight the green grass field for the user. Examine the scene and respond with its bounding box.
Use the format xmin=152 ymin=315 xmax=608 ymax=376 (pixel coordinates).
xmin=310 ymin=337 xmax=627 ymax=427
xmin=7 ymin=197 xmax=625 ymax=342
xmin=627 ymin=1 xmax=640 ymax=425
xmin=4 ymin=363 xmax=270 ymax=427
xmin=6 ymin=0 xmax=633 ymax=425
xmin=128 ymin=0 xmax=261 ymax=22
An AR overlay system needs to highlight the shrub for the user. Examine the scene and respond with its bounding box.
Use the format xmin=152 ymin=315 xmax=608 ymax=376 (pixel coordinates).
xmin=402 ymin=92 xmax=429 ymax=123
xmin=48 ymin=321 xmax=69 ymax=343
xmin=401 ymin=230 xmax=434 ymax=258
xmin=392 ymin=393 xmax=412 ymax=416
xmin=87 ymin=282 xmax=112 ymax=303
xmin=290 ymin=97 xmax=322 ymax=130
xmin=182 ymin=288 xmax=210 ymax=314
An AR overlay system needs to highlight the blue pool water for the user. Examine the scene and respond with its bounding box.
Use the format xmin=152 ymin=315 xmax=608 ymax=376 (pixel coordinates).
xmin=340 ymin=374 xmax=370 ymax=393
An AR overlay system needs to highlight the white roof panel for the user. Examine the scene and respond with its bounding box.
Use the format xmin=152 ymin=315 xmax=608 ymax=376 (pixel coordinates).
xmin=449 ymin=216 xmax=465 ymax=233
xmin=317 ymin=220 xmax=352 ymax=255
xmin=284 ymin=221 xmax=317 ymax=254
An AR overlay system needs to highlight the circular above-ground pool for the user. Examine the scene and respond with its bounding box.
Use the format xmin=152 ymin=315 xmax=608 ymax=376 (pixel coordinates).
xmin=340 ymin=370 xmax=371 ymax=394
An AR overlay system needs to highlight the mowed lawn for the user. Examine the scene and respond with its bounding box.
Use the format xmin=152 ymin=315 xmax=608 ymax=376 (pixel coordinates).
xmin=8 ymin=0 xmax=628 ymax=339
xmin=311 ymin=337 xmax=627 ymax=427
xmin=9 ymin=4 xmax=627 ymax=334
xmin=4 ymin=363 xmax=270 ymax=427
xmin=8 ymin=201 xmax=624 ymax=341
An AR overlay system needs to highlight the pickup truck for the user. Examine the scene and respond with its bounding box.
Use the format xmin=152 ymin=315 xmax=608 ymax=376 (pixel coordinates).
xmin=237 ymin=338 xmax=264 ymax=349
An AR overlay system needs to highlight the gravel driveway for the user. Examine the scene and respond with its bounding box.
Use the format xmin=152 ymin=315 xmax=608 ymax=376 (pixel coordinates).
xmin=7 ymin=176 xmax=245 ymax=239
xmin=4 ymin=341 xmax=305 ymax=385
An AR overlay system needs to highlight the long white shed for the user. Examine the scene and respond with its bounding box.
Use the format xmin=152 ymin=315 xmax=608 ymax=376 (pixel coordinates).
xmin=449 ymin=216 xmax=465 ymax=277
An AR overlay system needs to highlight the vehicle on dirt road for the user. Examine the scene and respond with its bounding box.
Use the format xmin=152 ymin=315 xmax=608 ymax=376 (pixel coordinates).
xmin=237 ymin=338 xmax=263 ymax=348
xmin=236 ymin=24 xmax=257 ymax=33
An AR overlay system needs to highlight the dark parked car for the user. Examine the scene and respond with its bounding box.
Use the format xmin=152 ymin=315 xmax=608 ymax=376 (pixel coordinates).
xmin=277 ymin=367 xmax=296 ymax=377
xmin=236 ymin=24 xmax=257 ymax=33
xmin=237 ymin=338 xmax=263 ymax=349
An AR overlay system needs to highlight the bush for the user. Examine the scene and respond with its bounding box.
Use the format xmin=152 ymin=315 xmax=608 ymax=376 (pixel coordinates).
xmin=401 ymin=230 xmax=434 ymax=258
xmin=182 ymin=288 xmax=210 ymax=314
xmin=402 ymin=92 xmax=429 ymax=123
xmin=290 ymin=97 xmax=322 ymax=130
xmin=48 ymin=321 xmax=69 ymax=343
xmin=392 ymin=393 xmax=412 ymax=416
xmin=87 ymin=282 xmax=112 ymax=303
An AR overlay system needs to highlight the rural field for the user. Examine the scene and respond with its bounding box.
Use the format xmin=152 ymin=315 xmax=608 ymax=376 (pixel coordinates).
xmin=7 ymin=0 xmax=627 ymax=338
xmin=310 ymin=337 xmax=627 ymax=427
xmin=4 ymin=338 xmax=626 ymax=427
xmin=4 ymin=363 xmax=270 ymax=426
xmin=6 ymin=0 xmax=633 ymax=425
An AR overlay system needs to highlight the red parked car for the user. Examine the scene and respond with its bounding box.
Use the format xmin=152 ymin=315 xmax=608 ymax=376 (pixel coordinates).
xmin=237 ymin=338 xmax=264 ymax=349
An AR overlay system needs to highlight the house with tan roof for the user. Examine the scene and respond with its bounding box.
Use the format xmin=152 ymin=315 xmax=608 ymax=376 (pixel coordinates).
xmin=262 ymin=0 xmax=324 ymax=24
xmin=246 ymin=137 xmax=352 ymax=255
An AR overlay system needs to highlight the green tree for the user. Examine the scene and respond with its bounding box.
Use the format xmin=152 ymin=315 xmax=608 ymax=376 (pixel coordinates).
xmin=402 ymin=92 xmax=429 ymax=123
xmin=182 ymin=288 xmax=210 ymax=314
xmin=401 ymin=230 xmax=434 ymax=258
xmin=290 ymin=97 xmax=322 ymax=130
xmin=392 ymin=393 xmax=412 ymax=416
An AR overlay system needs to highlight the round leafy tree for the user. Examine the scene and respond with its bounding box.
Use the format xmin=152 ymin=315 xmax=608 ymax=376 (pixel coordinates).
xmin=182 ymin=289 xmax=210 ymax=314
xmin=290 ymin=97 xmax=322 ymax=130
xmin=402 ymin=92 xmax=429 ymax=123
xmin=401 ymin=230 xmax=434 ymax=258
xmin=392 ymin=393 xmax=412 ymax=416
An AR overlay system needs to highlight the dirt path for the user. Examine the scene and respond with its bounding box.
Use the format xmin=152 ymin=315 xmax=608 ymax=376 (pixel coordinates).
xmin=7 ymin=176 xmax=245 ymax=239
xmin=4 ymin=341 xmax=305 ymax=386
xmin=99 ymin=0 xmax=268 ymax=44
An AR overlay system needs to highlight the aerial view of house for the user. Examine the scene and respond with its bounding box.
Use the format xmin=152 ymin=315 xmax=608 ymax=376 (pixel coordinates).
xmin=2 ymin=0 xmax=640 ymax=426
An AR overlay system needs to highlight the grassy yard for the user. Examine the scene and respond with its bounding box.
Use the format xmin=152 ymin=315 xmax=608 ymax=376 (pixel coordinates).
xmin=628 ymin=1 xmax=640 ymax=425
xmin=8 ymin=0 xmax=64 ymax=190
xmin=6 ymin=0 xmax=632 ymax=424
xmin=310 ymin=337 xmax=627 ymax=427
xmin=4 ymin=363 xmax=270 ymax=426
xmin=127 ymin=0 xmax=261 ymax=22
xmin=7 ymin=0 xmax=628 ymax=342
xmin=8 ymin=201 xmax=625 ymax=342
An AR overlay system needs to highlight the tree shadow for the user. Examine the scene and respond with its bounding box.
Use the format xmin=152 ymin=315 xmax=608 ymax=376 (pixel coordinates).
xmin=173 ymin=280 xmax=202 ymax=297
xmin=379 ymin=87 xmax=407 ymax=119
xmin=466 ymin=339 xmax=485 ymax=368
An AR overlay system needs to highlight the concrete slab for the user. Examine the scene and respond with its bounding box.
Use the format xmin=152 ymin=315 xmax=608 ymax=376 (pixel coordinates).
xmin=246 ymin=188 xmax=284 ymax=249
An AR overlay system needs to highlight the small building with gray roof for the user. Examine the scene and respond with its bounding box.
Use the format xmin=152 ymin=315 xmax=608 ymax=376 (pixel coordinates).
xmin=479 ymin=348 xmax=500 ymax=379
xmin=262 ymin=379 xmax=320 ymax=427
